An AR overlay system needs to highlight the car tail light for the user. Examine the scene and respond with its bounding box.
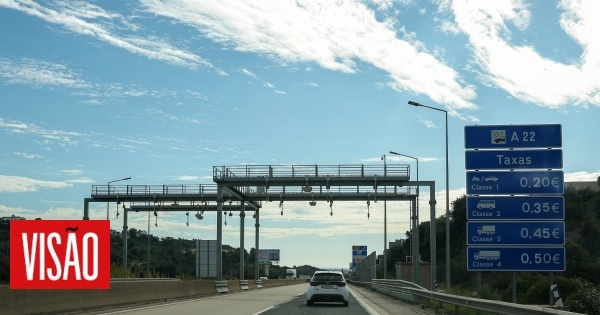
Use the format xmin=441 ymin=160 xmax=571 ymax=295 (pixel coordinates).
xmin=310 ymin=281 xmax=318 ymax=286
xmin=338 ymin=281 xmax=347 ymax=287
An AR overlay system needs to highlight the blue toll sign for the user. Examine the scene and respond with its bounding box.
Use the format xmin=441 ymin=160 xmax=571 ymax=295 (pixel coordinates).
xmin=467 ymin=196 xmax=564 ymax=220
xmin=466 ymin=170 xmax=563 ymax=195
xmin=467 ymin=247 xmax=565 ymax=271
xmin=465 ymin=149 xmax=562 ymax=170
xmin=467 ymin=221 xmax=564 ymax=245
xmin=465 ymin=124 xmax=562 ymax=149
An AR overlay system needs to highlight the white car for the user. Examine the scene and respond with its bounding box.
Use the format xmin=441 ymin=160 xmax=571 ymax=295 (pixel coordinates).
xmin=306 ymin=271 xmax=349 ymax=307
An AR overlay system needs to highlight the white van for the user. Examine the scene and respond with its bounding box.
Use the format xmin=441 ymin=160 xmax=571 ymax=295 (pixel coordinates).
xmin=477 ymin=200 xmax=496 ymax=209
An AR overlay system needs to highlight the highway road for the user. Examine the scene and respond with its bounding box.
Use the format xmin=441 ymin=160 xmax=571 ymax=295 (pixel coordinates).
xmin=88 ymin=283 xmax=436 ymax=315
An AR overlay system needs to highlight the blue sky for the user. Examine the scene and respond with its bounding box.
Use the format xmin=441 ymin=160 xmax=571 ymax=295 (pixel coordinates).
xmin=1 ymin=0 xmax=599 ymax=269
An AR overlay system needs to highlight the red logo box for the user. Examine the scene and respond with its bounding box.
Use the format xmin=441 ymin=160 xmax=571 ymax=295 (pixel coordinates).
xmin=10 ymin=220 xmax=110 ymax=290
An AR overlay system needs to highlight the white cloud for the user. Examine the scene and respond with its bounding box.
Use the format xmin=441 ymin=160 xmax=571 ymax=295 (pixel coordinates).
xmin=175 ymin=175 xmax=202 ymax=181
xmin=61 ymin=169 xmax=83 ymax=175
xmin=0 ymin=175 xmax=72 ymax=193
xmin=66 ymin=177 xmax=95 ymax=184
xmin=417 ymin=115 xmax=437 ymax=128
xmin=0 ymin=57 xmax=89 ymax=88
xmin=14 ymin=152 xmax=44 ymax=159
xmin=1 ymin=116 xmax=85 ymax=146
xmin=0 ymin=203 xmax=83 ymax=220
xmin=362 ymin=155 xmax=438 ymax=163
xmin=0 ymin=0 xmax=214 ymax=70
xmin=565 ymin=171 xmax=600 ymax=182
xmin=449 ymin=0 xmax=600 ymax=108
xmin=240 ymin=68 xmax=259 ymax=79
xmin=141 ymin=0 xmax=477 ymax=114
xmin=238 ymin=68 xmax=285 ymax=93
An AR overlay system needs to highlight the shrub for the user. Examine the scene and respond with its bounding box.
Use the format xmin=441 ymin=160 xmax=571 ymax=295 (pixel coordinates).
xmin=565 ymin=278 xmax=600 ymax=315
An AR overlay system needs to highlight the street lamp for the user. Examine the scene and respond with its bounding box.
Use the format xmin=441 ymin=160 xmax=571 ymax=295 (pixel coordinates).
xmin=381 ymin=154 xmax=387 ymax=279
xmin=389 ymin=151 xmax=419 ymax=281
xmin=107 ymin=177 xmax=131 ymax=220
xmin=407 ymin=100 xmax=451 ymax=291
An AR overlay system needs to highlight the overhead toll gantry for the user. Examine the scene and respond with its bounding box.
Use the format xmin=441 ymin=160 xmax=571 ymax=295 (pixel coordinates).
xmin=84 ymin=164 xmax=437 ymax=289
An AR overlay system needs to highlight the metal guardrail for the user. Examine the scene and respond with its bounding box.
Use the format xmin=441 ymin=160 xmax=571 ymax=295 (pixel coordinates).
xmin=215 ymin=280 xmax=229 ymax=293
xmin=92 ymin=184 xmax=218 ymax=196
xmin=367 ymin=279 xmax=578 ymax=315
xmin=213 ymin=164 xmax=410 ymax=179
xmin=110 ymin=278 xmax=181 ymax=282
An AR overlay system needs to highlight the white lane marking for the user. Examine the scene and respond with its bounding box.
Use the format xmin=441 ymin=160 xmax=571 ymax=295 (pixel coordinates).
xmin=97 ymin=292 xmax=245 ymax=314
xmin=252 ymin=306 xmax=275 ymax=315
xmin=98 ymin=299 xmax=198 ymax=314
xmin=351 ymin=289 xmax=380 ymax=315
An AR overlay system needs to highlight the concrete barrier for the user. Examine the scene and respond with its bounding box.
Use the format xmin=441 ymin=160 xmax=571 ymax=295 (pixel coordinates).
xmin=215 ymin=280 xmax=229 ymax=293
xmin=240 ymin=280 xmax=250 ymax=290
xmin=248 ymin=279 xmax=259 ymax=289
xmin=1 ymin=279 xmax=307 ymax=314
xmin=226 ymin=280 xmax=242 ymax=292
xmin=2 ymin=279 xmax=213 ymax=315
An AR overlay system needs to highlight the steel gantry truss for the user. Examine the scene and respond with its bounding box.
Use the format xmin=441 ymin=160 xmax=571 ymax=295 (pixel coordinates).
xmin=83 ymin=164 xmax=438 ymax=288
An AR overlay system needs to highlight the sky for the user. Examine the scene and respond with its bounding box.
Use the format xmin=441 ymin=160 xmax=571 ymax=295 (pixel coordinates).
xmin=1 ymin=0 xmax=599 ymax=270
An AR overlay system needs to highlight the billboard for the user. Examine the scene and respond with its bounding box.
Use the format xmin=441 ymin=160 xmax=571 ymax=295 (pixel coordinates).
xmin=196 ymin=240 xmax=217 ymax=278
xmin=258 ymin=249 xmax=280 ymax=263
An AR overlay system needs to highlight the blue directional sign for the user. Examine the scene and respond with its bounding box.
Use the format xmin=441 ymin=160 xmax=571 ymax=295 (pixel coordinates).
xmin=467 ymin=247 xmax=565 ymax=271
xmin=465 ymin=124 xmax=562 ymax=149
xmin=466 ymin=170 xmax=563 ymax=195
xmin=352 ymin=245 xmax=367 ymax=268
xmin=465 ymin=149 xmax=562 ymax=170
xmin=352 ymin=246 xmax=368 ymax=257
xmin=467 ymin=196 xmax=564 ymax=220
xmin=467 ymin=221 xmax=564 ymax=245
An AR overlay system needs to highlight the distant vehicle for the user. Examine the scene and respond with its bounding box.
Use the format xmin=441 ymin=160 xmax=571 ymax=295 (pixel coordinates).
xmin=484 ymin=176 xmax=498 ymax=182
xmin=477 ymin=200 xmax=496 ymax=209
xmin=306 ymin=271 xmax=349 ymax=307
xmin=477 ymin=225 xmax=496 ymax=235
xmin=259 ymin=277 xmax=268 ymax=280
xmin=286 ymin=269 xmax=297 ymax=280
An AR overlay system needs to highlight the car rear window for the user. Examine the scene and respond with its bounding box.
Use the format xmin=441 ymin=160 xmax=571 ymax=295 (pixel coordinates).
xmin=313 ymin=274 xmax=344 ymax=282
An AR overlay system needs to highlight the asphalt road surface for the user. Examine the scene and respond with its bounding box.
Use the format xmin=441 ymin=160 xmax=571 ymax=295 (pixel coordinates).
xmin=80 ymin=283 xmax=435 ymax=315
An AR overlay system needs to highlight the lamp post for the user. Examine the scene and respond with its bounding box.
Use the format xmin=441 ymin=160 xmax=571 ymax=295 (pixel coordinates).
xmin=389 ymin=151 xmax=419 ymax=281
xmin=407 ymin=100 xmax=451 ymax=291
xmin=381 ymin=154 xmax=387 ymax=279
xmin=107 ymin=177 xmax=131 ymax=220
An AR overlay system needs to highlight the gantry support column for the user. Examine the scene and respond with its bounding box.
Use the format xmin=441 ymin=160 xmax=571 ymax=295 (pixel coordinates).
xmin=411 ymin=197 xmax=420 ymax=285
xmin=429 ymin=183 xmax=437 ymax=290
xmin=122 ymin=206 xmax=129 ymax=277
xmin=255 ymin=209 xmax=260 ymax=279
xmin=83 ymin=198 xmax=92 ymax=220
xmin=216 ymin=185 xmax=224 ymax=281
xmin=239 ymin=202 xmax=245 ymax=280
